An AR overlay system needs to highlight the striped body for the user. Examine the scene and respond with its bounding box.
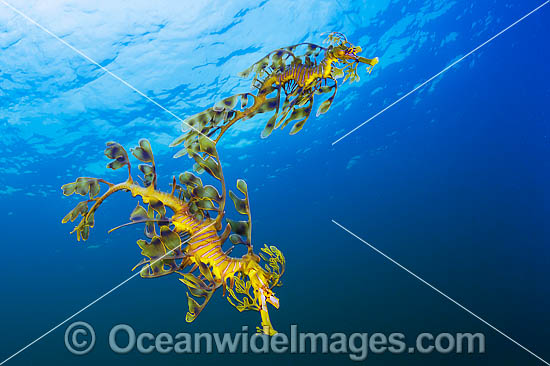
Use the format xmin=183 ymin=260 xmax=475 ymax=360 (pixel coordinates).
xmin=172 ymin=209 xmax=242 ymax=283
xmin=100 ymin=182 xmax=243 ymax=284
xmin=276 ymin=58 xmax=334 ymax=88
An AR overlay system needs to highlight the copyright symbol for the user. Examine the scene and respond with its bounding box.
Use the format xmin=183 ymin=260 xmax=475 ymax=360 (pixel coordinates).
xmin=64 ymin=321 xmax=95 ymax=355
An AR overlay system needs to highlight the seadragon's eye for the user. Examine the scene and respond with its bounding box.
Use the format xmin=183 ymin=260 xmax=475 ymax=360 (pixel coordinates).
xmin=345 ymin=46 xmax=362 ymax=57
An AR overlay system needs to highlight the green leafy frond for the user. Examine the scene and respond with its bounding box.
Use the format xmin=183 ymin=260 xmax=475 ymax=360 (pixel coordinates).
xmin=226 ymin=178 xmax=252 ymax=245
xmin=131 ymin=138 xmax=153 ymax=163
xmin=131 ymin=139 xmax=156 ymax=188
xmin=260 ymin=244 xmax=286 ymax=288
xmin=61 ymin=177 xmax=101 ymax=198
xmin=62 ymin=201 xmax=89 ymax=223
xmin=177 ymin=270 xmax=215 ymax=323
xmin=134 ymin=228 xmax=187 ymax=278
xmin=69 ymin=216 xmax=92 ymax=241
xmin=104 ymin=141 xmax=130 ymax=171
xmin=226 ymin=273 xmax=260 ymax=312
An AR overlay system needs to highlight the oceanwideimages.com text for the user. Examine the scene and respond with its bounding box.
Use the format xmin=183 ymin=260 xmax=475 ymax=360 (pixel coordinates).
xmin=65 ymin=322 xmax=485 ymax=360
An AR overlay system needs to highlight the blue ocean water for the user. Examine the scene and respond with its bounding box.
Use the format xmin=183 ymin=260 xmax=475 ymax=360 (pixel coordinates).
xmin=0 ymin=1 xmax=548 ymax=365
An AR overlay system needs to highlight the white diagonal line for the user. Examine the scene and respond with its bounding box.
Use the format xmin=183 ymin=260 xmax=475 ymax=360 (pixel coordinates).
xmin=332 ymin=219 xmax=550 ymax=365
xmin=332 ymin=0 xmax=549 ymax=145
xmin=0 ymin=0 xmax=213 ymax=143
xmin=0 ymin=221 xmax=216 ymax=365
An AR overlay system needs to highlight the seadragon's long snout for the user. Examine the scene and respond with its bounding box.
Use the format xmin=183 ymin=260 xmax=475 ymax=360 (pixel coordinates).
xmin=358 ymin=56 xmax=379 ymax=66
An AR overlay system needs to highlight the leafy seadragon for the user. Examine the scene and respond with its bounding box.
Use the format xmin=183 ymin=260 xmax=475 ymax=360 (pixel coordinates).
xmin=62 ymin=32 xmax=377 ymax=335
xmin=61 ymin=138 xmax=284 ymax=335
xmin=170 ymin=32 xmax=379 ymax=153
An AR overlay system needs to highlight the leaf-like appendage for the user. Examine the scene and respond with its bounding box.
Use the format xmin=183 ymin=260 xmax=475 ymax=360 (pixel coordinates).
xmin=229 ymin=191 xmax=248 ymax=215
xmin=315 ymin=85 xmax=334 ymax=95
xmin=188 ymin=286 xmax=209 ymax=298
xmin=179 ymin=172 xmax=203 ymax=188
xmin=145 ymin=205 xmax=156 ymax=238
xmin=229 ymin=234 xmax=244 ymax=245
xmin=61 ymin=182 xmax=76 ymax=196
xmin=138 ymin=164 xmax=155 ymax=186
xmin=185 ymin=295 xmax=201 ymax=322
xmin=181 ymin=171 xmax=222 ymax=218
xmin=137 ymin=237 xmax=163 ymax=261
xmin=160 ymin=226 xmax=182 ymax=255
xmin=316 ymin=98 xmax=334 ymax=117
xmin=192 ymin=155 xmax=222 ymax=181
xmin=130 ymin=140 xmax=156 ymax=187
xmin=290 ymin=120 xmax=307 ymax=135
xmin=259 ymin=244 xmax=285 ymax=287
xmin=170 ymin=134 xmax=186 ymax=148
xmin=131 ymin=147 xmax=151 ymax=162
xmin=198 ymin=136 xmax=216 ymax=156
xmin=89 ymin=180 xmax=100 ymax=197
xmin=196 ymin=200 xmax=215 ymax=210
xmin=75 ymin=181 xmax=90 ymax=195
xmin=180 ymin=273 xmax=207 ymax=290
xmin=86 ymin=212 xmax=95 ymax=228
xmin=181 ymin=273 xmax=215 ymax=323
xmin=106 ymin=160 xmax=126 ymax=170
xmin=61 ymin=178 xmax=100 ymax=198
xmin=148 ymin=197 xmax=166 ymax=218
xmin=80 ymin=223 xmax=89 ymax=241
xmin=193 ymin=185 xmax=221 ymax=202
xmin=236 ymin=179 xmax=247 ymax=195
xmin=281 ymin=100 xmax=312 ymax=129
xmin=227 ymin=219 xmax=250 ymax=238
xmin=70 ymin=217 xmax=91 ymax=241
xmin=225 ymin=178 xmax=252 ymax=244
xmin=238 ymin=65 xmax=253 ymax=79
xmin=197 ymin=259 xmax=214 ymax=283
xmin=62 ymin=201 xmax=88 ymax=223
xmin=138 ymin=164 xmax=153 ymax=176
xmin=104 ymin=142 xmax=129 ymax=171
xmin=343 ymin=71 xmax=351 ymax=83
xmin=331 ymin=67 xmax=344 ymax=79
xmin=226 ymin=273 xmax=259 ymax=312
xmin=131 ymin=139 xmax=153 ymax=163
xmin=136 ymin=236 xmax=176 ymax=278
xmin=132 ymin=148 xmax=151 ymax=163
xmin=188 ymin=201 xmax=199 ymax=217
xmin=261 ymin=114 xmax=277 ymax=139
xmin=193 ymin=163 xmax=205 ymax=174
xmin=214 ymin=95 xmax=239 ymax=111
xmin=240 ymin=93 xmax=250 ymax=109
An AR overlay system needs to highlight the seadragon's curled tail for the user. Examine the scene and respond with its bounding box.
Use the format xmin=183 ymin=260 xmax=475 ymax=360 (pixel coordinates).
xmin=170 ymin=32 xmax=379 ymax=155
xmin=61 ymin=138 xmax=284 ymax=335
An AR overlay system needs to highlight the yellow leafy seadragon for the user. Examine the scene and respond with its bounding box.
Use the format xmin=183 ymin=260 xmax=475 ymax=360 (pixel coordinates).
xmin=62 ymin=139 xmax=284 ymax=335
xmin=170 ymin=32 xmax=379 ymax=153
xmin=61 ymin=32 xmax=378 ymax=335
